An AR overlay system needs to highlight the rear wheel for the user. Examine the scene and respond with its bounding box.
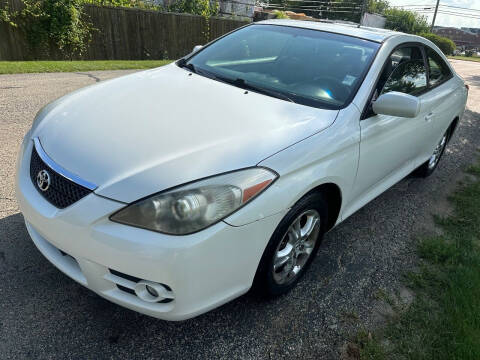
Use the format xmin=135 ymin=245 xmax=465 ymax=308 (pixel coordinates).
xmin=253 ymin=193 xmax=328 ymax=296
xmin=416 ymin=130 xmax=449 ymax=178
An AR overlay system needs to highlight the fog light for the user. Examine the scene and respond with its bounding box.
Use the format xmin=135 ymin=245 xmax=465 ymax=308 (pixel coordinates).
xmin=133 ymin=280 xmax=174 ymax=303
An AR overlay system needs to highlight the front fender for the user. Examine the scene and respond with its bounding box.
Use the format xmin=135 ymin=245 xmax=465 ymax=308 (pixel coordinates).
xmin=224 ymin=104 xmax=361 ymax=227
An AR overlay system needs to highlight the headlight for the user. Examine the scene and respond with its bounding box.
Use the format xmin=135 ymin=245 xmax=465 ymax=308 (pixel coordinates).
xmin=110 ymin=167 xmax=278 ymax=235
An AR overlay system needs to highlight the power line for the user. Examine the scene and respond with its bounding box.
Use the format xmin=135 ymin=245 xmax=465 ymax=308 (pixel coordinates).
xmin=421 ymin=8 xmax=480 ymax=18
xmin=263 ymin=4 xmax=362 ymax=12
xmin=262 ymin=0 xmax=363 ymax=3
xmin=392 ymin=4 xmax=435 ymax=7
xmin=264 ymin=4 xmax=361 ymax=9
xmin=436 ymin=11 xmax=480 ymax=19
xmin=393 ymin=3 xmax=480 ymax=20
xmin=419 ymin=9 xmax=480 ymax=19
xmin=440 ymin=4 xmax=480 ymax=13
xmin=392 ymin=3 xmax=480 ymax=14
xmin=415 ymin=9 xmax=480 ymax=19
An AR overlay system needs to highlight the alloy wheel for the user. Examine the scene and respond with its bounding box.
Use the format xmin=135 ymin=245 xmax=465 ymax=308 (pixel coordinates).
xmin=272 ymin=209 xmax=321 ymax=285
xmin=428 ymin=134 xmax=447 ymax=170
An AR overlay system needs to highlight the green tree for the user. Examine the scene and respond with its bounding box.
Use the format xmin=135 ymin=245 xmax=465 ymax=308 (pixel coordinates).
xmin=367 ymin=1 xmax=430 ymax=35
xmin=368 ymin=0 xmax=389 ymax=14
xmin=420 ymin=33 xmax=456 ymax=55
xmin=384 ymin=8 xmax=429 ymax=34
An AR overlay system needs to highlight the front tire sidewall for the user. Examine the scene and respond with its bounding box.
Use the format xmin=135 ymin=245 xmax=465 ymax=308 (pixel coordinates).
xmin=254 ymin=193 xmax=328 ymax=297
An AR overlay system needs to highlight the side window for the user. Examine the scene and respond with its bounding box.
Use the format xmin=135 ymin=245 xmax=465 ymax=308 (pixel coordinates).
xmin=365 ymin=46 xmax=427 ymax=119
xmin=381 ymin=60 xmax=427 ymax=96
xmin=426 ymin=46 xmax=452 ymax=87
xmin=380 ymin=47 xmax=427 ymax=96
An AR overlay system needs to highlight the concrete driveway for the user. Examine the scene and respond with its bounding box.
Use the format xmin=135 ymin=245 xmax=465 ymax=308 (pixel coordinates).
xmin=1 ymin=61 xmax=479 ymax=359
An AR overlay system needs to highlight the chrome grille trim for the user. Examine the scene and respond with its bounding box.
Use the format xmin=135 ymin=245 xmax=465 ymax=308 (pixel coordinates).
xmin=33 ymin=137 xmax=97 ymax=191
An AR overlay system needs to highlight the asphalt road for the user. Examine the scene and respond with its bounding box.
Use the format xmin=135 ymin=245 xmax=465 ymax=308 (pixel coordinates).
xmin=1 ymin=61 xmax=480 ymax=359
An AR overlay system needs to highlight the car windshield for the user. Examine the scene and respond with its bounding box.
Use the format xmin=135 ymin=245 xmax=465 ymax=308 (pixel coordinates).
xmin=184 ymin=24 xmax=380 ymax=109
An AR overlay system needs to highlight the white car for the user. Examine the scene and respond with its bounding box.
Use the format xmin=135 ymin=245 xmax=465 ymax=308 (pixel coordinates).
xmin=16 ymin=20 xmax=468 ymax=320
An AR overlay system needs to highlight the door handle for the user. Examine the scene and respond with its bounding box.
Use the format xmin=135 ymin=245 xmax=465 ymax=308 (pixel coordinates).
xmin=425 ymin=112 xmax=434 ymax=122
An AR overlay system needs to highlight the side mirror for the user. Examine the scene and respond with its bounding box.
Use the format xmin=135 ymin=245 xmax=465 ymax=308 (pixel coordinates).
xmin=192 ymin=45 xmax=203 ymax=53
xmin=372 ymin=91 xmax=420 ymax=118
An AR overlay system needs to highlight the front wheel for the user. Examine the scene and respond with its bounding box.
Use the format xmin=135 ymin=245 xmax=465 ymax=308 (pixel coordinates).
xmin=416 ymin=130 xmax=449 ymax=178
xmin=253 ymin=193 xmax=328 ymax=296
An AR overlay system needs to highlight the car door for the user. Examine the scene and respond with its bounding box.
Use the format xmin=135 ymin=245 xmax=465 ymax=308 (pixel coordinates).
xmin=349 ymin=45 xmax=430 ymax=208
xmin=414 ymin=45 xmax=458 ymax=166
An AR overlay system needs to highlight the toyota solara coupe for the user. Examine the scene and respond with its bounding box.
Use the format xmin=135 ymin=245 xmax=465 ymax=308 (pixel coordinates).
xmin=16 ymin=20 xmax=468 ymax=320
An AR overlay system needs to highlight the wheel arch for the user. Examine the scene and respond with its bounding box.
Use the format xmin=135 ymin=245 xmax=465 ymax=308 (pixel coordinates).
xmin=447 ymin=116 xmax=460 ymax=143
xmin=302 ymin=182 xmax=342 ymax=232
xmin=251 ymin=181 xmax=343 ymax=294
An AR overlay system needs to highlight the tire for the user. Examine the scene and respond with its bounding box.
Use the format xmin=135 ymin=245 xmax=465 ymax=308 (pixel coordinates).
xmin=415 ymin=129 xmax=449 ymax=178
xmin=253 ymin=192 xmax=328 ymax=297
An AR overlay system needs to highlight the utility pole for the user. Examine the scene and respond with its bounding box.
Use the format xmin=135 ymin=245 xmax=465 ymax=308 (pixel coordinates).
xmin=430 ymin=0 xmax=440 ymax=32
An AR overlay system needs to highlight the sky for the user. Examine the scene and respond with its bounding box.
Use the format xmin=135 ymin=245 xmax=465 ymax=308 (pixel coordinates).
xmin=388 ymin=0 xmax=480 ymax=29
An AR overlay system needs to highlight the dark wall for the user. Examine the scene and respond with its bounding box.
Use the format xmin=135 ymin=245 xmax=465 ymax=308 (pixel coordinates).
xmin=0 ymin=1 xmax=249 ymax=60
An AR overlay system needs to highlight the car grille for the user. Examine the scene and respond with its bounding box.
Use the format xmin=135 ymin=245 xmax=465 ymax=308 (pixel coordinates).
xmin=29 ymin=146 xmax=92 ymax=209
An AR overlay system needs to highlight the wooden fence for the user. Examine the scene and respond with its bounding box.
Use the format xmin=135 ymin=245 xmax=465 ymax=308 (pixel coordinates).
xmin=0 ymin=0 xmax=249 ymax=60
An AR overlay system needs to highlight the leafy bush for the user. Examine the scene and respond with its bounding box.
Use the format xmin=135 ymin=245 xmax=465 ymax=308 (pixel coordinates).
xmin=420 ymin=33 xmax=456 ymax=55
xmin=83 ymin=0 xmax=159 ymax=9
xmin=368 ymin=0 xmax=389 ymax=15
xmin=167 ymin=0 xmax=218 ymax=17
xmin=384 ymin=8 xmax=429 ymax=34
xmin=465 ymin=50 xmax=474 ymax=57
xmin=1 ymin=0 xmax=93 ymax=59
xmin=0 ymin=2 xmax=17 ymax=26
xmin=273 ymin=10 xmax=289 ymax=19
xmin=0 ymin=0 xmax=220 ymax=59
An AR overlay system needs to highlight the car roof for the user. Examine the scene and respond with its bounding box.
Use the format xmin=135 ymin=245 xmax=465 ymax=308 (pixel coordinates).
xmin=256 ymin=19 xmax=403 ymax=43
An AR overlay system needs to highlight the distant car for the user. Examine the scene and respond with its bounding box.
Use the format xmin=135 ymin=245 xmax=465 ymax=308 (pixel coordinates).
xmin=16 ymin=20 xmax=468 ymax=320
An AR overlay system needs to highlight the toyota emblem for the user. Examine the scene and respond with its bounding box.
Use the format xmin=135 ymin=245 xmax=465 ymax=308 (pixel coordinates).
xmin=36 ymin=170 xmax=51 ymax=192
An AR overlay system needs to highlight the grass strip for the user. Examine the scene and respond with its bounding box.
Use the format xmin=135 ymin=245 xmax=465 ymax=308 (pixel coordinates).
xmin=0 ymin=60 xmax=173 ymax=74
xmin=449 ymin=56 xmax=480 ymax=63
xmin=358 ymin=165 xmax=480 ymax=359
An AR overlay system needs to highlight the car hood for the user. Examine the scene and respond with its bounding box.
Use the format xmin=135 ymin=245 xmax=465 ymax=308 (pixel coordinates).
xmin=33 ymin=63 xmax=339 ymax=203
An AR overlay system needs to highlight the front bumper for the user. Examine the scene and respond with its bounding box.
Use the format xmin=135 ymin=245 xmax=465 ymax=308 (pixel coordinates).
xmin=16 ymin=139 xmax=284 ymax=320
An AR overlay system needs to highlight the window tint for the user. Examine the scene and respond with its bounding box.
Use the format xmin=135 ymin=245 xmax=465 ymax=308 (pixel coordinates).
xmin=187 ymin=25 xmax=380 ymax=109
xmin=426 ymin=46 xmax=452 ymax=87
xmin=379 ymin=47 xmax=427 ymax=96
xmin=381 ymin=60 xmax=427 ymax=95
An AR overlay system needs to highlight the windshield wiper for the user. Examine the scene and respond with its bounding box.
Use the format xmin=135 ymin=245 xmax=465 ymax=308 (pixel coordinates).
xmin=212 ymin=75 xmax=295 ymax=103
xmin=177 ymin=58 xmax=196 ymax=73
xmin=236 ymin=79 xmax=295 ymax=103
xmin=178 ymin=61 xmax=295 ymax=103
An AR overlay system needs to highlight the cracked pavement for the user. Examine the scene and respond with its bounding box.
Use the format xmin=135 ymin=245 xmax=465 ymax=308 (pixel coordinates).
xmin=1 ymin=61 xmax=480 ymax=359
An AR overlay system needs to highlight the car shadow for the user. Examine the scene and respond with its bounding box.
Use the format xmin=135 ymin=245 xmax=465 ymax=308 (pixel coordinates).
xmin=463 ymin=74 xmax=480 ymax=88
